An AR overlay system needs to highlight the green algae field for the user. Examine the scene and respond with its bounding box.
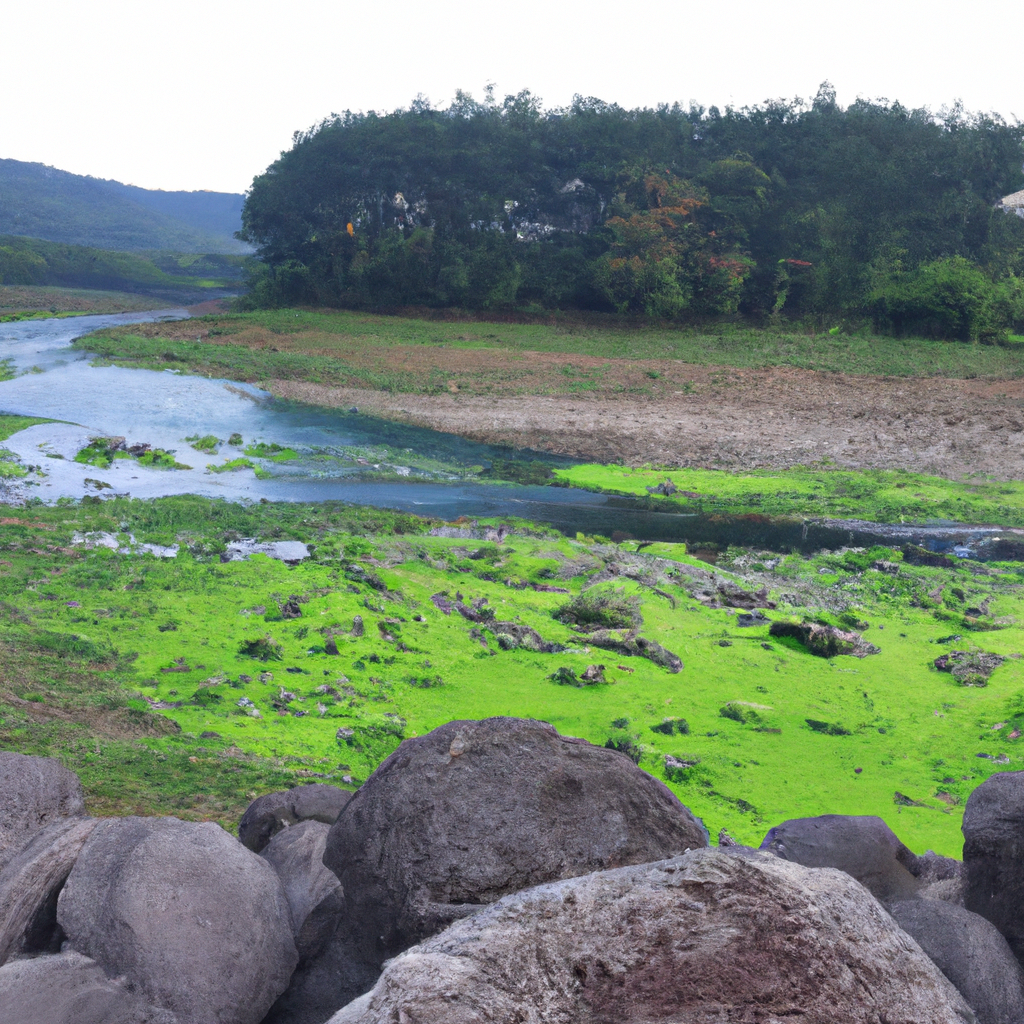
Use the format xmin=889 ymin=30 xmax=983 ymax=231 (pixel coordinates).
xmin=2 ymin=490 xmax=1023 ymax=854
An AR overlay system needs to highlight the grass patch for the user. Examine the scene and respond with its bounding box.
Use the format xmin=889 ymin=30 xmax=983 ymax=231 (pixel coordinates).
xmin=71 ymin=308 xmax=1024 ymax=392
xmin=554 ymin=463 xmax=1024 ymax=529
xmin=1 ymin=493 xmax=1023 ymax=851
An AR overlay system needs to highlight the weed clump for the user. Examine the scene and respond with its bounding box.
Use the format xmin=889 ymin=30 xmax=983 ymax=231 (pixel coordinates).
xmin=555 ymin=586 xmax=642 ymax=632
xmin=805 ymin=719 xmax=851 ymax=736
xmin=237 ymin=635 xmax=283 ymax=662
xmin=651 ymin=717 xmax=689 ymax=736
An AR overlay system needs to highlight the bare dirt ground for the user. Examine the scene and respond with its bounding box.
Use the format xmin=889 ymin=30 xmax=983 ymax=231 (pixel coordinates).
xmin=271 ymin=367 xmax=1024 ymax=479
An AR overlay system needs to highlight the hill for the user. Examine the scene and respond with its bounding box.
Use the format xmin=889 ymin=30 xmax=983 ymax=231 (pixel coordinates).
xmin=0 ymin=158 xmax=248 ymax=253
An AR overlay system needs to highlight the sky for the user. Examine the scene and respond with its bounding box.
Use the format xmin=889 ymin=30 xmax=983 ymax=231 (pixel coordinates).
xmin=2 ymin=0 xmax=1020 ymax=196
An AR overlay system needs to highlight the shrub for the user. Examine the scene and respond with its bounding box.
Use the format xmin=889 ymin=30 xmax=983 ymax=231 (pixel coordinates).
xmin=555 ymin=586 xmax=642 ymax=632
xmin=237 ymin=635 xmax=283 ymax=661
xmin=869 ymin=257 xmax=1017 ymax=342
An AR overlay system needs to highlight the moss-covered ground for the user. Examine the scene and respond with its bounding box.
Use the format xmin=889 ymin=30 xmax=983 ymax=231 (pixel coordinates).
xmin=2 ymin=493 xmax=1022 ymax=852
xmin=554 ymin=464 xmax=1024 ymax=529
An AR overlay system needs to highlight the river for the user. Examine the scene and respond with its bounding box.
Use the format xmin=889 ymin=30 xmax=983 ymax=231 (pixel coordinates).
xmin=0 ymin=311 xmax=1012 ymax=553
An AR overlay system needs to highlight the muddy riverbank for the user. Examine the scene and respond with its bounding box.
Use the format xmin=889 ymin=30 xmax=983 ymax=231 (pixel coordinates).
xmin=270 ymin=370 xmax=1024 ymax=479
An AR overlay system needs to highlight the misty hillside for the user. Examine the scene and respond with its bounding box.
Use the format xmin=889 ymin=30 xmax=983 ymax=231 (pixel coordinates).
xmin=0 ymin=158 xmax=249 ymax=253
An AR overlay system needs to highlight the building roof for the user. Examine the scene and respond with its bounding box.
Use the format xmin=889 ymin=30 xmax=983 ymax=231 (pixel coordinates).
xmin=1001 ymin=190 xmax=1024 ymax=209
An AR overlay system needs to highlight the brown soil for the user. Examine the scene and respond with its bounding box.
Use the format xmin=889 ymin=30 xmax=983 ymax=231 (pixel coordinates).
xmin=270 ymin=367 xmax=1024 ymax=479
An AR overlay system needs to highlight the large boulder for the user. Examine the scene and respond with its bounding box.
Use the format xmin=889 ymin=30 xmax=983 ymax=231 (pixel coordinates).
xmin=0 ymin=950 xmax=177 ymax=1024
xmin=239 ymin=783 xmax=352 ymax=853
xmin=327 ymin=849 xmax=973 ymax=1024
xmin=56 ymin=816 xmax=298 ymax=1024
xmin=0 ymin=752 xmax=84 ymax=871
xmin=963 ymin=770 xmax=1024 ymax=962
xmin=261 ymin=820 xmax=344 ymax=958
xmin=272 ymin=717 xmax=707 ymax=1024
xmin=889 ymin=899 xmax=1024 ymax=1024
xmin=760 ymin=814 xmax=921 ymax=904
xmin=0 ymin=816 xmax=97 ymax=965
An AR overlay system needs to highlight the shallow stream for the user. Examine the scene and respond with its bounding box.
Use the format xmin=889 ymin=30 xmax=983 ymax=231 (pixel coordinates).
xmin=0 ymin=312 xmax=1015 ymax=553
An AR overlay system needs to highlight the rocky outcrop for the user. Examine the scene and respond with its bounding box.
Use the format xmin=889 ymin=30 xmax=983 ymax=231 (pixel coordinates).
xmin=963 ymin=769 xmax=1024 ymax=963
xmin=0 ymin=816 xmax=97 ymax=965
xmin=274 ymin=718 xmax=706 ymax=1023
xmin=889 ymin=898 xmax=1024 ymax=1024
xmin=0 ymin=752 xmax=85 ymax=872
xmin=0 ymin=950 xmax=177 ymax=1024
xmin=768 ymin=619 xmax=880 ymax=657
xmin=238 ymin=784 xmax=352 ymax=853
xmin=261 ymin=820 xmax=344 ymax=958
xmin=327 ymin=850 xmax=973 ymax=1024
xmin=580 ymin=630 xmax=683 ymax=672
xmin=760 ymin=814 xmax=921 ymax=904
xmin=57 ymin=816 xmax=297 ymax=1024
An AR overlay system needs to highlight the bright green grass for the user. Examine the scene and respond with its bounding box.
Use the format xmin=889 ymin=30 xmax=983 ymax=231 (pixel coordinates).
xmin=2 ymin=496 xmax=1022 ymax=851
xmin=77 ymin=307 xmax=1024 ymax=382
xmin=555 ymin=463 xmax=1024 ymax=528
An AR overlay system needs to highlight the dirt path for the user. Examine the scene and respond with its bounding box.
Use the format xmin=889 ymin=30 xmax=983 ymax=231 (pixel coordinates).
xmin=271 ymin=368 xmax=1024 ymax=479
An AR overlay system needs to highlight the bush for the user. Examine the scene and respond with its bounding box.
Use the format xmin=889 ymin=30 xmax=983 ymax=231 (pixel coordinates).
xmin=869 ymin=257 xmax=1019 ymax=342
xmin=555 ymin=586 xmax=642 ymax=632
xmin=237 ymin=635 xmax=283 ymax=661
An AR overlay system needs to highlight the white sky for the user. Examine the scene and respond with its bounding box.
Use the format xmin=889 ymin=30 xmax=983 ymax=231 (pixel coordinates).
xmin=2 ymin=0 xmax=1020 ymax=195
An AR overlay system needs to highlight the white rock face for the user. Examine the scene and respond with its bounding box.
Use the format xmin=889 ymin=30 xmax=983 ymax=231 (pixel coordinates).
xmin=329 ymin=849 xmax=975 ymax=1024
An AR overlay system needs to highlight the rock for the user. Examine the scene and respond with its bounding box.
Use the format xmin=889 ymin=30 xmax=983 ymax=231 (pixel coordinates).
xmin=963 ymin=769 xmax=1024 ymax=962
xmin=736 ymin=610 xmax=771 ymax=626
xmin=914 ymin=850 xmax=964 ymax=885
xmin=324 ymin=636 xmax=339 ymax=656
xmin=582 ymin=629 xmax=683 ymax=672
xmin=281 ymin=597 xmax=303 ymax=619
xmin=0 ymin=950 xmax=178 ymax=1024
xmin=56 ymin=816 xmax=297 ymax=1024
xmin=889 ymin=898 xmax=1024 ymax=1024
xmin=261 ymin=821 xmax=344 ymax=958
xmin=239 ymin=783 xmax=353 ymax=853
xmin=934 ymin=651 xmax=1004 ymax=686
xmin=768 ymin=619 xmax=880 ymax=657
xmin=326 ymin=850 xmax=973 ymax=1024
xmin=760 ymin=814 xmax=921 ymax=905
xmin=285 ymin=717 xmax=707 ymax=1023
xmin=0 ymin=752 xmax=85 ymax=871
xmin=0 ymin=816 xmax=97 ymax=965
xmin=714 ymin=580 xmax=776 ymax=609
xmin=350 ymin=615 xmax=364 ymax=637
xmin=903 ymin=543 xmax=956 ymax=568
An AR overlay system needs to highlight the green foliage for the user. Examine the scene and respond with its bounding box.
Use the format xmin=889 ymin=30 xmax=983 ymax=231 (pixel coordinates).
xmin=0 ymin=157 xmax=246 ymax=253
xmin=238 ymin=89 xmax=1024 ymax=332
xmin=554 ymin=586 xmax=642 ymax=631
xmin=0 ymin=235 xmax=243 ymax=295
xmin=237 ymin=635 xmax=283 ymax=661
xmin=74 ymin=438 xmax=119 ymax=469
xmin=186 ymin=435 xmax=220 ymax=453
xmin=869 ymin=256 xmax=1024 ymax=341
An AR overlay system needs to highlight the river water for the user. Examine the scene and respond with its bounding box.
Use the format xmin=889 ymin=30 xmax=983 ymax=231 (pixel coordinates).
xmin=0 ymin=311 xmax=1014 ymax=552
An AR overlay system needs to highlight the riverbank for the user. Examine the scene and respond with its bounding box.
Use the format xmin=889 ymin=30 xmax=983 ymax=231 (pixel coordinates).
xmin=0 ymin=285 xmax=171 ymax=321
xmin=74 ymin=308 xmax=1024 ymax=478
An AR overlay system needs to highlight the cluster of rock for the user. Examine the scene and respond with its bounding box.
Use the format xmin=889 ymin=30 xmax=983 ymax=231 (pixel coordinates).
xmin=3 ymin=721 xmax=1024 ymax=1023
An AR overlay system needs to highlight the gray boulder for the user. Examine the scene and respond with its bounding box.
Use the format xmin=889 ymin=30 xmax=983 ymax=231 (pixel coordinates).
xmin=963 ymin=770 xmax=1024 ymax=962
xmin=273 ymin=716 xmax=707 ymax=1024
xmin=0 ymin=816 xmax=97 ymax=965
xmin=239 ymin=783 xmax=352 ymax=853
xmin=760 ymin=813 xmax=921 ymax=904
xmin=0 ymin=950 xmax=177 ymax=1024
xmin=56 ymin=816 xmax=298 ymax=1024
xmin=0 ymin=752 xmax=84 ymax=871
xmin=890 ymin=899 xmax=1024 ymax=1024
xmin=328 ymin=849 xmax=973 ymax=1024
xmin=261 ymin=820 xmax=344 ymax=958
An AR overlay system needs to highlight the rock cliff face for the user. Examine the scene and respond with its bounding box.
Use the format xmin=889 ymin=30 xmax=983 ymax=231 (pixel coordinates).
xmin=328 ymin=850 xmax=974 ymax=1024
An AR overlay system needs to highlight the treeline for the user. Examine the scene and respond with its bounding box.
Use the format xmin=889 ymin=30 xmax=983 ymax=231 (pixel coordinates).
xmin=0 ymin=235 xmax=244 ymax=294
xmin=0 ymin=158 xmax=248 ymax=253
xmin=239 ymin=85 xmax=1024 ymax=340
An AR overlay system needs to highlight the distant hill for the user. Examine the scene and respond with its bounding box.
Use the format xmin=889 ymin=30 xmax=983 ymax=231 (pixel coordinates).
xmin=0 ymin=158 xmax=249 ymax=253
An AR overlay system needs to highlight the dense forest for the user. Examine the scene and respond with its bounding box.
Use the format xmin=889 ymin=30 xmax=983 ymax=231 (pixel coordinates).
xmin=0 ymin=159 xmax=248 ymax=253
xmin=0 ymin=235 xmax=243 ymax=294
xmin=240 ymin=85 xmax=1024 ymax=339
